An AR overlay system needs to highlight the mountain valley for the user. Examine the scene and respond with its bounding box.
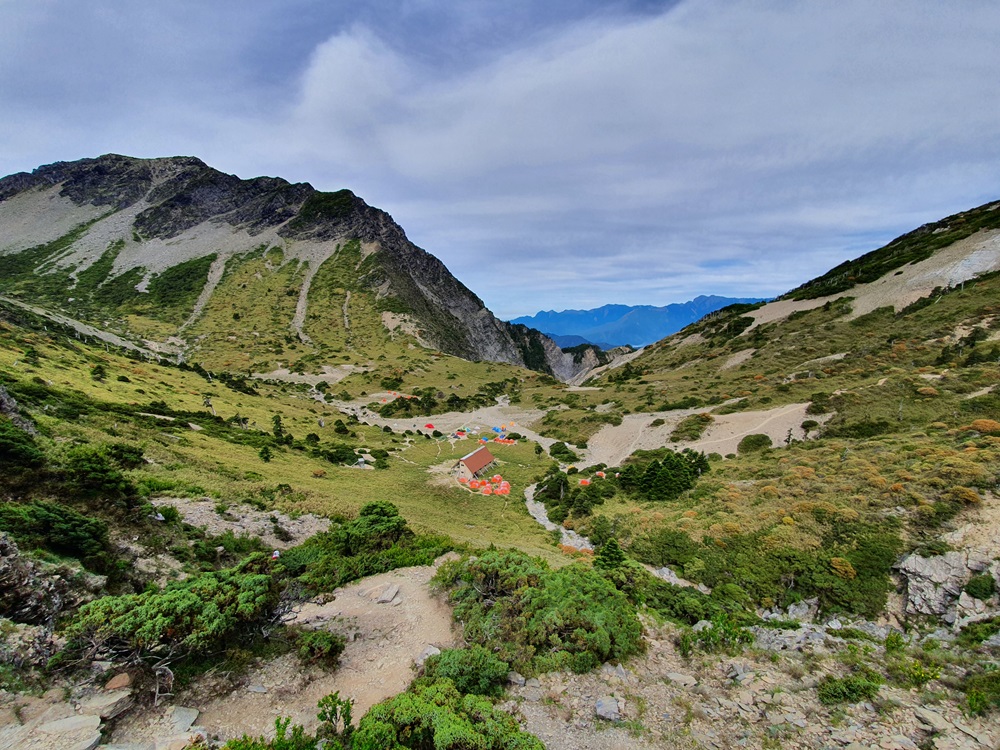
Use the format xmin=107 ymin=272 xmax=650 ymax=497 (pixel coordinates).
xmin=0 ymin=156 xmax=999 ymax=750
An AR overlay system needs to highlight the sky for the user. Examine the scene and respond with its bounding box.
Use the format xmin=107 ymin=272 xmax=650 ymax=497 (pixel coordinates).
xmin=2 ymin=1 xmax=1000 ymax=320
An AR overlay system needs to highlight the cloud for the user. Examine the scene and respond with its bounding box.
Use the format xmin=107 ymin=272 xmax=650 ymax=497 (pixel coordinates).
xmin=1 ymin=1 xmax=999 ymax=319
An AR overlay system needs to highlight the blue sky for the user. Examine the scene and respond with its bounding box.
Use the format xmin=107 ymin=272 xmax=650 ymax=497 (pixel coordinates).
xmin=2 ymin=1 xmax=1000 ymax=319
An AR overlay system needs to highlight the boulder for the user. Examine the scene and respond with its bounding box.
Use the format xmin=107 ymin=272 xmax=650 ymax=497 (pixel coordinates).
xmin=169 ymin=706 xmax=200 ymax=734
xmin=665 ymin=672 xmax=698 ymax=688
xmin=595 ymin=696 xmax=620 ymax=721
xmin=79 ymin=688 xmax=134 ymax=719
xmin=377 ymin=584 xmax=400 ymax=604
xmin=415 ymin=645 xmax=440 ymax=666
xmin=786 ymin=598 xmax=819 ymax=622
xmin=913 ymin=706 xmax=952 ymax=733
xmin=105 ymin=672 xmax=132 ymax=691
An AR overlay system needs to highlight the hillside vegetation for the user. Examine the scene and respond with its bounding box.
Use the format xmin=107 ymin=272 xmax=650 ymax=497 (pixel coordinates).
xmin=1 ymin=169 xmax=999 ymax=748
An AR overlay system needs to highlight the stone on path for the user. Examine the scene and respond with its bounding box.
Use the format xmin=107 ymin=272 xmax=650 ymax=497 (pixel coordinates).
xmin=914 ymin=706 xmax=952 ymax=733
xmin=415 ymin=645 xmax=440 ymax=666
xmin=169 ymin=705 xmax=200 ymax=734
xmin=79 ymin=688 xmax=134 ymax=719
xmin=665 ymin=672 xmax=698 ymax=687
xmin=38 ymin=714 xmax=102 ymax=734
xmin=595 ymin=696 xmax=620 ymax=721
xmin=377 ymin=583 xmax=400 ymax=604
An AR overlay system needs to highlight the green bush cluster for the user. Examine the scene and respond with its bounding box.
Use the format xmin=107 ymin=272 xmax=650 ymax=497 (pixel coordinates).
xmin=677 ymin=614 xmax=754 ymax=657
xmin=354 ymin=679 xmax=543 ymax=750
xmin=421 ymin=646 xmax=509 ymax=697
xmin=964 ymin=574 xmax=996 ymax=601
xmin=281 ymin=502 xmax=451 ymax=592
xmin=434 ymin=549 xmax=642 ymax=674
xmin=0 ymin=500 xmax=110 ymax=570
xmin=965 ymin=668 xmax=1000 ymax=715
xmin=62 ymin=554 xmax=278 ymax=662
xmin=816 ymin=669 xmax=882 ymax=704
xmin=533 ymin=465 xmax=615 ymax=523
xmin=736 ymin=433 xmax=772 ymax=453
xmin=670 ymin=413 xmax=713 ymax=442
xmin=296 ymin=630 xmax=346 ymax=668
xmin=0 ymin=416 xmax=45 ymax=469
xmin=630 ymin=521 xmax=902 ymax=617
xmin=617 ymin=448 xmax=709 ymax=501
xmin=549 ymin=441 xmax=579 ymax=462
xmin=378 ymin=379 xmax=519 ymax=419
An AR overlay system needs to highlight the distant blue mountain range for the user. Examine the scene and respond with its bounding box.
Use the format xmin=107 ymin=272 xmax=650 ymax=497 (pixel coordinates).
xmin=511 ymin=295 xmax=767 ymax=349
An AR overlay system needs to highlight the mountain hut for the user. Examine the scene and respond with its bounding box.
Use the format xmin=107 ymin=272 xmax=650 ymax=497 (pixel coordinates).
xmin=454 ymin=446 xmax=497 ymax=482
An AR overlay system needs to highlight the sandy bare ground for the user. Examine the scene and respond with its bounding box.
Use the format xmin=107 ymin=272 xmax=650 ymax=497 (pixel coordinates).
xmin=252 ymin=364 xmax=364 ymax=386
xmin=111 ymin=562 xmax=457 ymax=745
xmin=583 ymin=402 xmax=828 ymax=467
xmin=746 ymin=227 xmax=1000 ymax=331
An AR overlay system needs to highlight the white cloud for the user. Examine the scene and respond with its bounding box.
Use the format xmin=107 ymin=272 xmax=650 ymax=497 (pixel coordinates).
xmin=2 ymin=1 xmax=1000 ymax=319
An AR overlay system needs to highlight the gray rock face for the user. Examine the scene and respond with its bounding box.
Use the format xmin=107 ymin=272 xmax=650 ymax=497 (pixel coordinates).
xmin=0 ymin=534 xmax=72 ymax=626
xmin=898 ymin=550 xmax=995 ymax=623
xmin=784 ymin=597 xmax=819 ymax=622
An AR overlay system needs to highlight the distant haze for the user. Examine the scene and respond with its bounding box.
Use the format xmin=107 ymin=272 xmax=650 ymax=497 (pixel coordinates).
xmin=511 ymin=296 xmax=766 ymax=348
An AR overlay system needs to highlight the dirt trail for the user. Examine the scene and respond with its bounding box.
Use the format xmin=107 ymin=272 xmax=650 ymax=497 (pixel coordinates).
xmin=111 ymin=561 xmax=457 ymax=745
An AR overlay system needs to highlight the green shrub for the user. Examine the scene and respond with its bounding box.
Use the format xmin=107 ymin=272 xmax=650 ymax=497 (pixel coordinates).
xmin=435 ymin=550 xmax=642 ymax=674
xmin=965 ymin=574 xmax=996 ymax=601
xmin=737 ymin=433 xmax=772 ymax=453
xmin=0 ymin=417 xmax=45 ymax=468
xmin=62 ymin=554 xmax=278 ymax=662
xmin=222 ymin=717 xmax=316 ymax=750
xmin=887 ymin=657 xmax=940 ymax=688
xmin=422 ymin=646 xmax=509 ymax=697
xmin=817 ymin=669 xmax=882 ymax=704
xmin=964 ymin=668 xmax=1000 ymax=715
xmin=549 ymin=442 xmax=578 ymax=462
xmin=0 ymin=500 xmax=110 ymax=569
xmin=678 ymin=614 xmax=753 ymax=657
xmin=354 ymin=679 xmax=543 ymax=750
xmin=670 ymin=413 xmax=713 ymax=442
xmin=957 ymin=617 xmax=1000 ymax=647
xmin=884 ymin=631 xmax=906 ymax=653
xmin=63 ymin=444 xmax=137 ymax=504
xmin=296 ymin=630 xmax=346 ymax=668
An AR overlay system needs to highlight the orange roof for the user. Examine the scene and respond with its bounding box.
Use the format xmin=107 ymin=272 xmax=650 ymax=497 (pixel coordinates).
xmin=458 ymin=446 xmax=496 ymax=476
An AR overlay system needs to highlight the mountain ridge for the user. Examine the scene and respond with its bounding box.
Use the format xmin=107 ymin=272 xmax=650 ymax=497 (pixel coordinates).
xmin=511 ymin=295 xmax=767 ymax=348
xmin=0 ymin=154 xmax=601 ymax=381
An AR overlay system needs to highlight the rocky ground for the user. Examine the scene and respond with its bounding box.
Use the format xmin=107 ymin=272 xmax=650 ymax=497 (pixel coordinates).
xmin=505 ymin=619 xmax=997 ymax=750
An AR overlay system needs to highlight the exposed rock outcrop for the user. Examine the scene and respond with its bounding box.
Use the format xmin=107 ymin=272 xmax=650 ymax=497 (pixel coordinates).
xmin=0 ymin=534 xmax=71 ymax=626
xmin=897 ymin=549 xmax=999 ymax=624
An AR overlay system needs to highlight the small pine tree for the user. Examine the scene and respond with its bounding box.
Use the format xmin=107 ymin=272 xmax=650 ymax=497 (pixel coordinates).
xmin=595 ymin=538 xmax=626 ymax=569
xmin=259 ymin=445 xmax=272 ymax=463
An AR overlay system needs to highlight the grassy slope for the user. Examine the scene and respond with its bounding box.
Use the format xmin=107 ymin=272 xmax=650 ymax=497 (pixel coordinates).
xmin=0 ymin=307 xmax=561 ymax=564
